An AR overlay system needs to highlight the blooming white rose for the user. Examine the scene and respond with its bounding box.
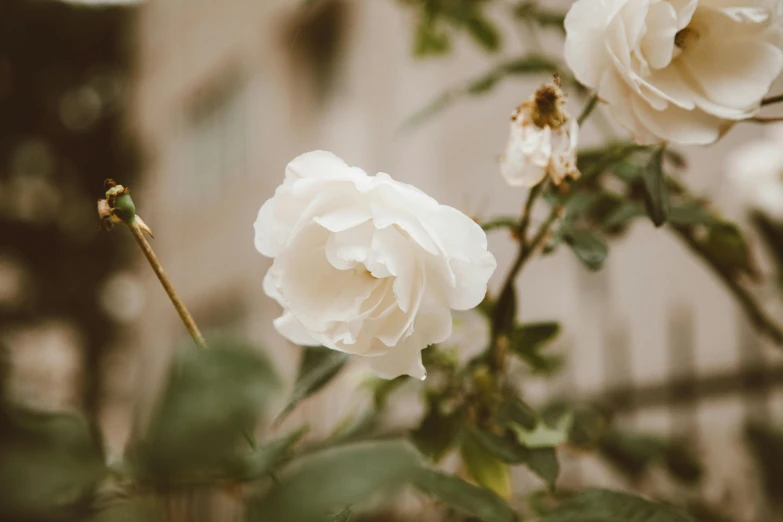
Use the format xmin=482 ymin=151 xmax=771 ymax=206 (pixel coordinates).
xmin=565 ymin=0 xmax=783 ymax=145
xmin=726 ymin=124 xmax=783 ymax=220
xmin=500 ymin=79 xmax=580 ymax=187
xmin=254 ymin=151 xmax=497 ymax=380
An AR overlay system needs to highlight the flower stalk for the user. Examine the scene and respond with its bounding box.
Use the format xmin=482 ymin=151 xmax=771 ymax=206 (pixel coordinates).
xmin=127 ymin=219 xmax=208 ymax=350
xmin=98 ymin=180 xmax=207 ymax=350
xmin=760 ymin=93 xmax=783 ymax=107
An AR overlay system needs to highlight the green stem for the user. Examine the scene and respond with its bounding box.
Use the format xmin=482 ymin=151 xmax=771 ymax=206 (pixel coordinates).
xmin=577 ymin=94 xmax=600 ymax=126
xmin=490 ymin=184 xmax=554 ymax=337
xmin=672 ymin=226 xmax=783 ymax=346
xmin=664 ymin=178 xmax=783 ymax=346
xmin=128 ymin=220 xmax=208 ymax=350
xmin=760 ymin=93 xmax=783 ymax=107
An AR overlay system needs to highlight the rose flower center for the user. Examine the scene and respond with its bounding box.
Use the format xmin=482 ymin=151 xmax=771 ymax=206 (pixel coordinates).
xmin=674 ymin=27 xmax=700 ymax=51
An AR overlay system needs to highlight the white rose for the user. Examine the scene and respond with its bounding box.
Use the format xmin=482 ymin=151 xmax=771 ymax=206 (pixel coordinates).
xmin=254 ymin=151 xmax=497 ymax=380
xmin=726 ymin=124 xmax=783 ymax=220
xmin=565 ymin=0 xmax=783 ymax=145
xmin=500 ymin=79 xmax=580 ymax=187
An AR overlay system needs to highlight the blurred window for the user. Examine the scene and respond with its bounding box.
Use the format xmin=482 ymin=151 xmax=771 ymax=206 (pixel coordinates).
xmin=181 ymin=71 xmax=249 ymax=203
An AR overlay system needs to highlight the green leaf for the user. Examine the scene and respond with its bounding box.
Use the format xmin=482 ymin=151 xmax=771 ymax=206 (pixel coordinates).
xmin=136 ymin=337 xmax=279 ymax=484
xmin=663 ymin=440 xmax=703 ymax=484
xmin=413 ymin=468 xmax=517 ymax=522
xmin=280 ymin=346 xmax=349 ymax=419
xmin=412 ymin=400 xmax=463 ymax=462
xmin=511 ymin=322 xmax=560 ymax=352
xmin=641 ymin=148 xmax=670 ymax=227
xmin=542 ymin=488 xmax=697 ymax=522
xmin=460 ymin=431 xmax=511 ymax=498
xmin=563 ymin=405 xmax=609 ymax=449
xmin=0 ymin=407 xmax=106 ymax=519
xmin=469 ymin=428 xmax=531 ymax=463
xmin=599 ymin=430 xmax=665 ymax=479
xmin=414 ymin=17 xmax=450 ymax=57
xmin=514 ymin=412 xmax=573 ymax=449
xmin=468 ymin=428 xmax=559 ymax=488
xmin=497 ymin=399 xmax=538 ymax=431
xmin=703 ymin=222 xmax=757 ymax=279
xmin=509 ymin=322 xmax=563 ymax=375
xmin=369 ymin=376 xmax=408 ymax=408
xmin=603 ymin=202 xmax=646 ymax=231
xmin=564 ymin=191 xmax=604 ymax=220
xmin=465 ymin=16 xmax=501 ymax=52
xmin=668 ymin=203 xmax=717 ymax=227
xmin=250 ymin=440 xmax=421 ymax=522
xmin=503 ymin=54 xmax=560 ymax=75
xmin=611 ymin=161 xmax=645 ymax=182
xmin=329 ymin=506 xmax=353 ymax=522
xmin=513 ymin=2 xmax=566 ymax=30
xmin=467 ymin=72 xmax=502 ymax=94
xmin=524 ymin=448 xmax=560 ymax=489
xmin=240 ymin=429 xmax=307 ymax=480
xmin=330 ymin=410 xmax=379 ymax=445
xmin=563 ymin=228 xmax=608 ymax=270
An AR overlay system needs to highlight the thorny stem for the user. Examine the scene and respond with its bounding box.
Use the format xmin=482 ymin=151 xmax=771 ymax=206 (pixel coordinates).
xmin=665 ymin=178 xmax=783 ymax=346
xmin=517 ymin=183 xmax=543 ymax=241
xmin=489 ymin=184 xmax=560 ymax=359
xmin=750 ymin=115 xmax=783 ymax=124
xmin=672 ymin=226 xmax=783 ymax=346
xmin=128 ymin=219 xmax=208 ymax=350
xmin=760 ymin=93 xmax=783 ymax=107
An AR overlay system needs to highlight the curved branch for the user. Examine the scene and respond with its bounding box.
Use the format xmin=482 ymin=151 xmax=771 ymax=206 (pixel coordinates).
xmin=672 ymin=226 xmax=783 ymax=346
xmin=761 ymin=93 xmax=783 ymax=107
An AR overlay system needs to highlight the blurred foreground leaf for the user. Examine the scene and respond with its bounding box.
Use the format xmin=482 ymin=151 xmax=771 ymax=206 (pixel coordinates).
xmin=240 ymin=428 xmax=307 ymax=481
xmin=279 ymin=346 xmax=349 ymax=421
xmin=0 ymin=407 xmax=105 ymax=519
xmin=414 ymin=468 xmax=516 ymax=522
xmin=135 ymin=338 xmax=279 ymax=484
xmin=460 ymin=430 xmax=512 ymax=498
xmin=469 ymin=428 xmax=559 ymax=489
xmin=412 ymin=398 xmax=463 ymax=462
xmin=543 ymin=488 xmax=697 ymax=522
xmin=250 ymin=439 xmax=420 ymax=522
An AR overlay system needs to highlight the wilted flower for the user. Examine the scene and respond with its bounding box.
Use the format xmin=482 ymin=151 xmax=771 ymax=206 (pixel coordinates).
xmin=499 ymin=78 xmax=580 ymax=187
xmin=565 ymin=0 xmax=783 ymax=145
xmin=254 ymin=151 xmax=497 ymax=380
xmin=726 ymin=124 xmax=783 ymax=221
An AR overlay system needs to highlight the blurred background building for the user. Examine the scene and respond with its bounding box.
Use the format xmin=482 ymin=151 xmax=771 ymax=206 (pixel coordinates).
xmin=3 ymin=0 xmax=783 ymax=519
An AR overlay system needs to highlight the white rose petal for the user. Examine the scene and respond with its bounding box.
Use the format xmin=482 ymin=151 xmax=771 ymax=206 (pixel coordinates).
xmin=254 ymin=151 xmax=497 ymax=380
xmin=565 ymin=0 xmax=783 ymax=144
